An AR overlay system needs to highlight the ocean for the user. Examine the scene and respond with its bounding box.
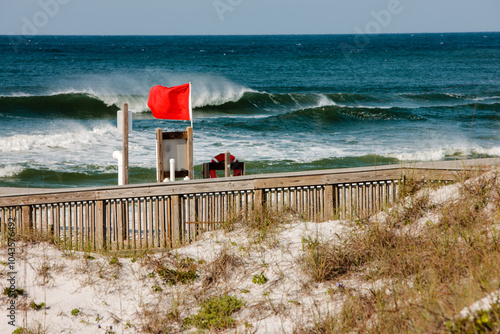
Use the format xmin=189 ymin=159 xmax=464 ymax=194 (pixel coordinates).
xmin=0 ymin=33 xmax=499 ymax=188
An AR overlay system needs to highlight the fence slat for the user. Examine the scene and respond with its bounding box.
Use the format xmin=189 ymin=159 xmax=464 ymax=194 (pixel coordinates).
xmin=171 ymin=195 xmax=181 ymax=248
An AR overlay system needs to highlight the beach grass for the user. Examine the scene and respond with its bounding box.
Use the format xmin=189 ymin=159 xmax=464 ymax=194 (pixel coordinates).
xmin=1 ymin=168 xmax=499 ymax=333
xmin=295 ymin=169 xmax=500 ymax=333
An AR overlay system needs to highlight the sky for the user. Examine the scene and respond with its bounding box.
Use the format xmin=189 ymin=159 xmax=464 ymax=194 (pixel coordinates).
xmin=1 ymin=0 xmax=500 ymax=36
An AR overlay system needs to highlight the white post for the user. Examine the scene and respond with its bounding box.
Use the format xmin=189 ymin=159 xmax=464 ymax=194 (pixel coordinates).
xmin=170 ymin=158 xmax=175 ymax=182
xmin=225 ymin=151 xmax=231 ymax=178
xmin=112 ymin=150 xmax=124 ymax=185
xmin=122 ymin=103 xmax=129 ymax=185
xmin=117 ymin=103 xmax=132 ymax=185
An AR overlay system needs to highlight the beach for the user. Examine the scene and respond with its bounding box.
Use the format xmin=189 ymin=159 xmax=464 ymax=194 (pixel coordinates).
xmin=1 ymin=31 xmax=500 ymax=333
xmin=1 ymin=168 xmax=500 ymax=333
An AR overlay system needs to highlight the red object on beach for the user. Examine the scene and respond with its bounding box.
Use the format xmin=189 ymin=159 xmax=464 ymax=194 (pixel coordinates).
xmin=209 ymin=153 xmax=242 ymax=178
xmin=148 ymin=83 xmax=191 ymax=120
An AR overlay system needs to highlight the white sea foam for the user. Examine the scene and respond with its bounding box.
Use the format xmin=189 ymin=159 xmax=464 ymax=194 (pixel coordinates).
xmin=190 ymin=76 xmax=255 ymax=108
xmin=444 ymin=92 xmax=465 ymax=98
xmin=348 ymin=104 xmax=392 ymax=109
xmin=470 ymin=146 xmax=500 ymax=156
xmin=0 ymin=165 xmax=24 ymax=178
xmin=385 ymin=149 xmax=449 ymax=162
xmin=382 ymin=145 xmax=500 ymax=162
xmin=0 ymin=123 xmax=117 ymax=153
xmin=193 ymin=132 xmax=346 ymax=164
xmin=47 ymin=72 xmax=255 ymax=113
xmin=315 ymin=94 xmax=336 ymax=107
xmin=472 ymin=95 xmax=500 ymax=102
xmin=0 ymin=122 xmax=122 ymax=172
xmin=2 ymin=112 xmax=498 ymax=176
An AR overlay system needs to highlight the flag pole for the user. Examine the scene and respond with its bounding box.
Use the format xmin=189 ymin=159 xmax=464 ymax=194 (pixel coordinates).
xmin=189 ymin=82 xmax=193 ymax=129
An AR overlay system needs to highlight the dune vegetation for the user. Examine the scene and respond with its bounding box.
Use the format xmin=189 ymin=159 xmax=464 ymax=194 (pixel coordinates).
xmin=1 ymin=168 xmax=499 ymax=333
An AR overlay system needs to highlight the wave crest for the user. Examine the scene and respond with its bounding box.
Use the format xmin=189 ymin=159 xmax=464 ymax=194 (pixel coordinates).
xmin=0 ymin=165 xmax=24 ymax=178
xmin=0 ymin=93 xmax=118 ymax=118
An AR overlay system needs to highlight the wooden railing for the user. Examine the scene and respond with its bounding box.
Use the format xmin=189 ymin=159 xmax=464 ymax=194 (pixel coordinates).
xmin=0 ymin=158 xmax=496 ymax=251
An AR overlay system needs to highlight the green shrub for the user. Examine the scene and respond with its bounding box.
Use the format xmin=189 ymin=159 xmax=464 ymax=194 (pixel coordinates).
xmin=71 ymin=308 xmax=80 ymax=316
xmin=184 ymin=294 xmax=245 ymax=330
xmin=151 ymin=285 xmax=163 ymax=293
xmin=3 ymin=287 xmax=24 ymax=298
xmin=252 ymin=273 xmax=268 ymax=285
xmin=158 ymin=268 xmax=198 ymax=285
xmin=29 ymin=301 xmax=45 ymax=311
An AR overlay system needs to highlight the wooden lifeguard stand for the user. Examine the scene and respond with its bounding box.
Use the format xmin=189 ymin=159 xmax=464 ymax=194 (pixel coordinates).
xmin=156 ymin=127 xmax=193 ymax=182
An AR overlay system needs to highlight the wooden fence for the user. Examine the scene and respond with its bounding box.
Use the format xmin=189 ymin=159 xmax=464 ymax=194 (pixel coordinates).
xmin=0 ymin=158 xmax=496 ymax=251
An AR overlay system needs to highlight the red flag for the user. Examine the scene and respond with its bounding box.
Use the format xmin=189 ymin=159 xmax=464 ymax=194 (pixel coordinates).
xmin=147 ymin=83 xmax=191 ymax=120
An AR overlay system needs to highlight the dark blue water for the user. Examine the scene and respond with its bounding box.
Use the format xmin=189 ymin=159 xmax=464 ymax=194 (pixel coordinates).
xmin=1 ymin=33 xmax=499 ymax=188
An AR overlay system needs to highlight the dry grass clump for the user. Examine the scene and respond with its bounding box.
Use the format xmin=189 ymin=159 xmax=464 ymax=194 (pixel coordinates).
xmin=398 ymin=174 xmax=425 ymax=198
xmin=301 ymin=236 xmax=367 ymax=282
xmin=296 ymin=169 xmax=500 ymax=333
xmin=32 ymin=259 xmax=64 ymax=287
xmin=138 ymin=300 xmax=185 ymax=334
xmin=11 ymin=228 xmax=57 ymax=245
xmin=203 ymin=247 xmax=243 ymax=287
xmin=295 ymin=289 xmax=395 ymax=334
xmin=139 ymin=308 xmax=182 ymax=333
xmin=143 ymin=253 xmax=200 ymax=286
xmin=236 ymin=206 xmax=298 ymax=245
xmin=388 ymin=192 xmax=431 ymax=228
xmin=440 ymin=171 xmax=499 ymax=229
xmin=300 ymin=223 xmax=436 ymax=283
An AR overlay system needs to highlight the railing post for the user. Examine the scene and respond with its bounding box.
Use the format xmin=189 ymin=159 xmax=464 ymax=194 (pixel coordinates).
xmin=159 ymin=196 xmax=167 ymax=248
xmin=324 ymin=185 xmax=335 ymax=221
xmin=170 ymin=195 xmax=181 ymax=248
xmin=254 ymin=189 xmax=266 ymax=212
xmin=95 ymin=200 xmax=106 ymax=250
xmin=21 ymin=205 xmax=33 ymax=234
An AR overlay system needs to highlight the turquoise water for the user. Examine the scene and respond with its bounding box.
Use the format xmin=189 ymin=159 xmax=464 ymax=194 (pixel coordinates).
xmin=0 ymin=33 xmax=499 ymax=188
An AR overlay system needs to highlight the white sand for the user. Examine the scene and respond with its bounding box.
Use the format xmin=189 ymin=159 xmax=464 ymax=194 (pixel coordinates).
xmin=0 ymin=220 xmax=358 ymax=333
xmin=459 ymin=290 xmax=500 ymax=319
xmin=1 ymin=170 xmax=499 ymax=333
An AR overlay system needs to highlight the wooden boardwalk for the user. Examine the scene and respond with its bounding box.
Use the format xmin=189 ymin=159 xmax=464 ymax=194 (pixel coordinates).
xmin=0 ymin=158 xmax=497 ymax=251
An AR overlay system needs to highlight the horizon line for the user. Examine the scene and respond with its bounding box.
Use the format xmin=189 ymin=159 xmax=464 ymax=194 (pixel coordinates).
xmin=2 ymin=30 xmax=500 ymax=38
